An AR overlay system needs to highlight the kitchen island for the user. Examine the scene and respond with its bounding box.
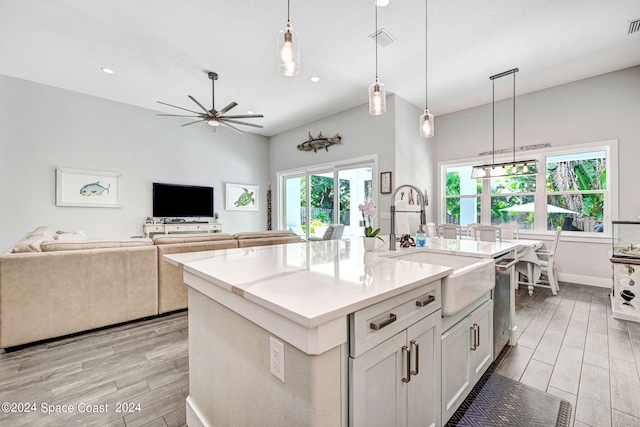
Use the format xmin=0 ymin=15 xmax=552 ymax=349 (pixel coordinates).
xmin=164 ymin=236 xmax=532 ymax=426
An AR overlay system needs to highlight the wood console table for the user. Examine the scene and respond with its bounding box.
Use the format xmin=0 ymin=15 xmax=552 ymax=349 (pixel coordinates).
xmin=143 ymin=222 xmax=223 ymax=237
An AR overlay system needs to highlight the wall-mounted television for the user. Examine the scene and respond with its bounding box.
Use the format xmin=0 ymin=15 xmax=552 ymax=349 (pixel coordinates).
xmin=152 ymin=182 xmax=214 ymax=218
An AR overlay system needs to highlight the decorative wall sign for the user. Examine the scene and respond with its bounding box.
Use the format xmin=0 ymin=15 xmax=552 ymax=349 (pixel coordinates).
xmin=56 ymin=167 xmax=123 ymax=208
xmin=297 ymin=132 xmax=341 ymax=153
xmin=380 ymin=171 xmax=392 ymax=194
xmin=226 ymin=183 xmax=259 ymax=211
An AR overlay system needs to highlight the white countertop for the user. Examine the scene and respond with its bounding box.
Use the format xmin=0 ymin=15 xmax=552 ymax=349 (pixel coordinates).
xmin=165 ymin=235 xmax=538 ymax=354
xmin=165 ymin=237 xmax=453 ymax=329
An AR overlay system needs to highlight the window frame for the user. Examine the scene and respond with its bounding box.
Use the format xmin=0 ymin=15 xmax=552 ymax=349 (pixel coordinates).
xmin=438 ymin=139 xmax=618 ymax=239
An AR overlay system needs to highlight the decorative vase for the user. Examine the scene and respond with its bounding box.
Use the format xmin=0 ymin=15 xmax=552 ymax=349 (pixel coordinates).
xmin=363 ymin=237 xmax=376 ymax=252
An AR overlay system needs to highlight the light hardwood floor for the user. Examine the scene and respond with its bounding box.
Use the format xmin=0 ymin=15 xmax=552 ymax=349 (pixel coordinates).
xmin=0 ymin=312 xmax=188 ymax=427
xmin=3 ymin=282 xmax=639 ymax=427
xmin=495 ymin=281 xmax=640 ymax=427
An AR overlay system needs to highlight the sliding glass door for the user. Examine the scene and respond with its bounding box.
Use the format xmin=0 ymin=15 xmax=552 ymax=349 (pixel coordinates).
xmin=281 ymin=162 xmax=373 ymax=239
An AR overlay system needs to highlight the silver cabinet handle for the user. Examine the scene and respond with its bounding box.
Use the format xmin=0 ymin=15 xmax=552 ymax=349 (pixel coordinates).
xmin=476 ymin=324 xmax=480 ymax=348
xmin=415 ymin=295 xmax=435 ymax=307
xmin=470 ymin=325 xmax=477 ymax=351
xmin=402 ymin=345 xmax=411 ymax=383
xmin=370 ymin=313 xmax=397 ymax=330
xmin=410 ymin=340 xmax=419 ymax=376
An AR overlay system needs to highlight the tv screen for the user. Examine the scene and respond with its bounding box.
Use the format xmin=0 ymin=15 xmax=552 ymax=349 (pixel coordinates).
xmin=153 ymin=183 xmax=214 ymax=218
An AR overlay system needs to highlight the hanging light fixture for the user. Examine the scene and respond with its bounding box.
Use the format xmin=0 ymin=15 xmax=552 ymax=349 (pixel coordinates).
xmin=369 ymin=2 xmax=386 ymax=115
xmin=471 ymin=68 xmax=539 ymax=179
xmin=277 ymin=0 xmax=300 ymax=77
xmin=419 ymin=0 xmax=434 ymax=138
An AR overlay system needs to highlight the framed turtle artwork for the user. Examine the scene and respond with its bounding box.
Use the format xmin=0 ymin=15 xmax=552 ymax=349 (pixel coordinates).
xmin=225 ymin=183 xmax=259 ymax=211
xmin=56 ymin=167 xmax=123 ymax=208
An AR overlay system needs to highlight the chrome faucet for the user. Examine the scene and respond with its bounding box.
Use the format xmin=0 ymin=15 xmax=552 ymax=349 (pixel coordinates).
xmin=389 ymin=184 xmax=428 ymax=251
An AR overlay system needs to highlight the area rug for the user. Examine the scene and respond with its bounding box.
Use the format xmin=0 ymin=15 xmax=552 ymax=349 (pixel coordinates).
xmin=446 ymin=372 xmax=572 ymax=427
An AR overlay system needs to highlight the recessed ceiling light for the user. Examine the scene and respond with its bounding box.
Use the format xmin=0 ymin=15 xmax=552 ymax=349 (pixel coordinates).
xmin=376 ymin=0 xmax=390 ymax=6
xmin=101 ymin=68 xmax=114 ymax=74
xmin=246 ymin=110 xmax=254 ymax=114
xmin=310 ymin=76 xmax=320 ymax=83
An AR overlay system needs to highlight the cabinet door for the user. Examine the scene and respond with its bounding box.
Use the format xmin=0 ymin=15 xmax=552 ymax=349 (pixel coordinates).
xmin=470 ymin=301 xmax=493 ymax=383
xmin=441 ymin=315 xmax=472 ymax=423
xmin=407 ymin=312 xmax=441 ymax=427
xmin=350 ymin=332 xmax=408 ymax=427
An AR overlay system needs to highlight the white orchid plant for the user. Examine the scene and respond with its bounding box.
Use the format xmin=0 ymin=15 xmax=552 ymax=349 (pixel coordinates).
xmin=358 ymin=200 xmax=383 ymax=241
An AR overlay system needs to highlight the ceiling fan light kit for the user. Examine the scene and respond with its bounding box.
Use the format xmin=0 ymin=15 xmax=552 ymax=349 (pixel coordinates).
xmin=156 ymin=71 xmax=264 ymax=134
xmin=369 ymin=3 xmax=386 ymax=115
xmin=277 ymin=0 xmax=300 ymax=76
xmin=471 ymin=68 xmax=539 ymax=179
xmin=419 ymin=0 xmax=434 ymax=138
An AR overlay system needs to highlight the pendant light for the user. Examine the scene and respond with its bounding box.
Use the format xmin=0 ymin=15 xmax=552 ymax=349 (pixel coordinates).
xmin=277 ymin=0 xmax=300 ymax=77
xmin=369 ymin=3 xmax=386 ymax=115
xmin=419 ymin=0 xmax=434 ymax=138
xmin=471 ymin=68 xmax=539 ymax=179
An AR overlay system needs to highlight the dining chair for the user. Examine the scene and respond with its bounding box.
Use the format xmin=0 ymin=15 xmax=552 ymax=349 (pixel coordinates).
xmin=466 ymin=223 xmax=480 ymax=237
xmin=308 ymin=224 xmax=345 ymax=241
xmin=498 ymin=224 xmax=519 ymax=240
xmin=473 ymin=225 xmax=501 ymax=242
xmin=425 ymin=222 xmax=438 ymax=237
xmin=438 ymin=224 xmax=462 ymax=239
xmin=517 ymin=226 xmax=561 ymax=295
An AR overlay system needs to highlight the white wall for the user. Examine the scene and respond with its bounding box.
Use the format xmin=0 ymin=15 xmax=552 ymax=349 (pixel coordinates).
xmin=0 ymin=75 xmax=270 ymax=252
xmin=431 ymin=66 xmax=640 ymax=286
xmin=269 ymin=98 xmax=396 ymax=233
xmin=394 ymin=96 xmax=436 ymax=232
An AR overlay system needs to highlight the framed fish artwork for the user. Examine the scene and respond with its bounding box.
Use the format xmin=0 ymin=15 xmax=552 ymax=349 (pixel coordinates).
xmin=225 ymin=183 xmax=259 ymax=211
xmin=56 ymin=167 xmax=123 ymax=208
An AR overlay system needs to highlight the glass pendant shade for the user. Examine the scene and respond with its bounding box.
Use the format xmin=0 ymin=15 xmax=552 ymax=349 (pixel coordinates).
xmin=369 ymin=78 xmax=386 ymax=115
xmin=277 ymin=21 xmax=300 ymax=76
xmin=420 ymin=109 xmax=434 ymax=138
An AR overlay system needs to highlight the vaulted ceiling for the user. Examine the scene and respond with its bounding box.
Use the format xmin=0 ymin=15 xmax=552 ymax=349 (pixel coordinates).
xmin=1 ymin=0 xmax=639 ymax=136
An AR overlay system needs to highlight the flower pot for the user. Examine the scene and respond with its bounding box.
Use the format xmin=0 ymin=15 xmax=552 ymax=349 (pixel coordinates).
xmin=363 ymin=237 xmax=377 ymax=252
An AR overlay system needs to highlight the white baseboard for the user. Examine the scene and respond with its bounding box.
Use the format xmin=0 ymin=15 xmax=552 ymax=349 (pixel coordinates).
xmin=186 ymin=396 xmax=209 ymax=427
xmin=557 ymin=272 xmax=611 ymax=289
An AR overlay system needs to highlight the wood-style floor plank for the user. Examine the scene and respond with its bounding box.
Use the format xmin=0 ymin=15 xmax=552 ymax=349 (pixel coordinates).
xmin=0 ymin=312 xmax=188 ymax=427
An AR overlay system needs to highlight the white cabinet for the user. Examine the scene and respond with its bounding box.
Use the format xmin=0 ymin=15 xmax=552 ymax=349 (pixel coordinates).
xmin=143 ymin=222 xmax=222 ymax=237
xmin=441 ymin=299 xmax=493 ymax=423
xmin=349 ymin=281 xmax=442 ymax=427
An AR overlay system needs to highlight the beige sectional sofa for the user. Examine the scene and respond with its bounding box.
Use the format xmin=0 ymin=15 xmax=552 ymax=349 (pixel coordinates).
xmin=0 ymin=227 xmax=301 ymax=348
xmin=0 ymin=227 xmax=158 ymax=348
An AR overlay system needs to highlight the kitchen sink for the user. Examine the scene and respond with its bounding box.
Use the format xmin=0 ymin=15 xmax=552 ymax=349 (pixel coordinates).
xmin=390 ymin=251 xmax=496 ymax=317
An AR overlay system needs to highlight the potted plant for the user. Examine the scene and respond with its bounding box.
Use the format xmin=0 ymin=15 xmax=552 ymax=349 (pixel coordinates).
xmin=358 ymin=200 xmax=382 ymax=251
xmin=213 ymin=212 xmax=219 ymax=223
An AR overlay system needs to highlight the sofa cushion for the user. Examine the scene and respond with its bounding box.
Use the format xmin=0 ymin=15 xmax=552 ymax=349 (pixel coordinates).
xmin=152 ymin=233 xmax=235 ymax=245
xmin=233 ymin=230 xmax=298 ymax=240
xmin=12 ymin=235 xmax=47 ymax=253
xmin=56 ymin=231 xmax=88 ymax=241
xmin=41 ymin=238 xmax=154 ymax=252
xmin=26 ymin=226 xmax=58 ymax=241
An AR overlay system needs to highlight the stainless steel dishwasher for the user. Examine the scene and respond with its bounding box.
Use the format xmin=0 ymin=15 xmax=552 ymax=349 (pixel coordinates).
xmin=493 ymin=254 xmax=518 ymax=359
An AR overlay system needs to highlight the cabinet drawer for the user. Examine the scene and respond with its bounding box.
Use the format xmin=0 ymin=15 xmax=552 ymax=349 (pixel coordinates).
xmin=349 ymin=280 xmax=441 ymax=358
xmin=145 ymin=225 xmax=164 ymax=233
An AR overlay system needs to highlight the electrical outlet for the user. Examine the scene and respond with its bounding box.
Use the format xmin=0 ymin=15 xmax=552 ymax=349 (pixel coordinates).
xmin=269 ymin=336 xmax=285 ymax=382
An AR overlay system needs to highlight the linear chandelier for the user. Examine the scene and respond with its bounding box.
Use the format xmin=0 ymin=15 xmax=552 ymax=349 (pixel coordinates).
xmin=471 ymin=68 xmax=539 ymax=179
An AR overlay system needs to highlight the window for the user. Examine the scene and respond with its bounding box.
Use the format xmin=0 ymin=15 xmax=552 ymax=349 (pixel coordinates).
xmin=439 ymin=140 xmax=617 ymax=236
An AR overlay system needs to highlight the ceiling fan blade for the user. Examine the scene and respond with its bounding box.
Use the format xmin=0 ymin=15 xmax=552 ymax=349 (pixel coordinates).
xmin=188 ymin=96 xmax=214 ymax=117
xmin=216 ymin=102 xmax=238 ymax=116
xmin=157 ymin=113 xmax=203 ymax=118
xmin=180 ymin=119 xmax=208 ymax=127
xmin=221 ymin=114 xmax=264 ymax=119
xmin=156 ymin=101 xmax=202 ymax=115
xmin=221 ymin=118 xmax=264 ymax=129
xmin=218 ymin=120 xmax=244 ymax=134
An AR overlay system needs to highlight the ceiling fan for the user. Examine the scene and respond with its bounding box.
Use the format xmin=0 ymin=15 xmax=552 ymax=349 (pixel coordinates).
xmin=157 ymin=71 xmax=264 ymax=134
